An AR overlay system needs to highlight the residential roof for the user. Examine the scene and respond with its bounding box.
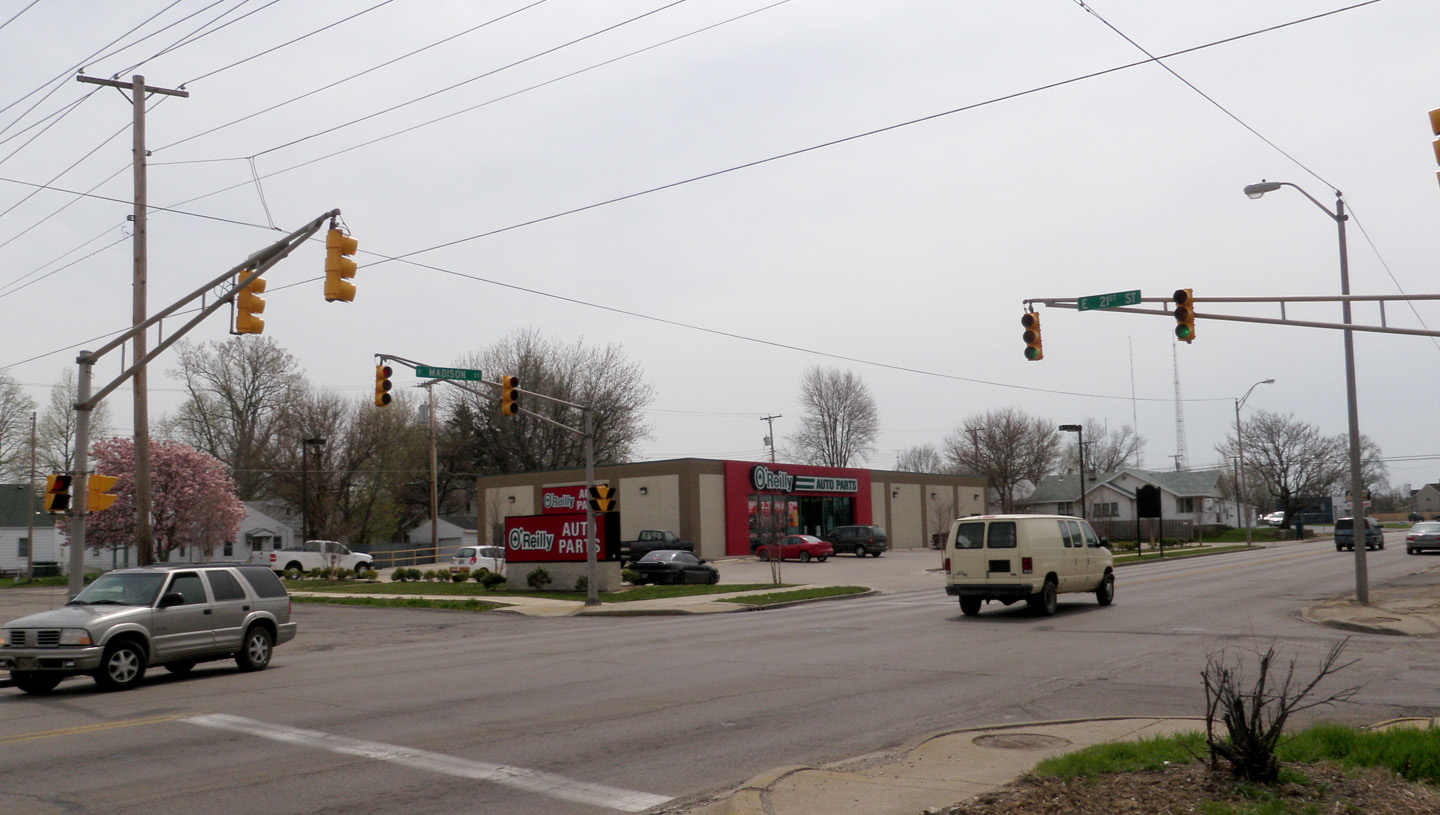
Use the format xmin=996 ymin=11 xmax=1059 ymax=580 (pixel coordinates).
xmin=0 ymin=484 xmax=48 ymax=528
xmin=1022 ymin=468 xmax=1228 ymax=505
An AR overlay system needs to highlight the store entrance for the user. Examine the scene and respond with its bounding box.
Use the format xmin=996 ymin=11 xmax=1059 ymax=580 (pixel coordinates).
xmin=798 ymin=496 xmax=854 ymax=537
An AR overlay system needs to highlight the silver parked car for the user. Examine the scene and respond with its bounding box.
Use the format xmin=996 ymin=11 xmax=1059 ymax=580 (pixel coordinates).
xmin=1405 ymin=521 xmax=1440 ymax=555
xmin=1 ymin=563 xmax=296 ymax=695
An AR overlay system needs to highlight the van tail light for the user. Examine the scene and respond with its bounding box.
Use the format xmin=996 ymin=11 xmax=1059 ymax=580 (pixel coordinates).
xmin=1021 ymin=557 xmax=1033 ymax=574
xmin=943 ymin=557 xmax=950 ymax=571
xmin=269 ymin=553 xmax=277 ymax=563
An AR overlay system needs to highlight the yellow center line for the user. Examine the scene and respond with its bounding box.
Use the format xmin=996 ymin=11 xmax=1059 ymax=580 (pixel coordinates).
xmin=0 ymin=713 xmax=191 ymax=745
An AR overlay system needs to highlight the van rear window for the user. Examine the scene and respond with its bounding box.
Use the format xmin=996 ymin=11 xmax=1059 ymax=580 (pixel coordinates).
xmin=987 ymin=522 xmax=1017 ymax=549
xmin=954 ymin=523 xmax=985 ymax=549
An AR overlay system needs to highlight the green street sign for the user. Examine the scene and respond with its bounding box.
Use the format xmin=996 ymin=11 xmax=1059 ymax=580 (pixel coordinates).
xmin=1076 ymin=289 xmax=1141 ymax=312
xmin=415 ymin=366 xmax=484 ymax=381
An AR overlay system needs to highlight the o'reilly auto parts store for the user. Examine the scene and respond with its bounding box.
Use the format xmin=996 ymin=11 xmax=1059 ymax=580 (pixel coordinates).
xmin=475 ymin=459 xmax=987 ymax=561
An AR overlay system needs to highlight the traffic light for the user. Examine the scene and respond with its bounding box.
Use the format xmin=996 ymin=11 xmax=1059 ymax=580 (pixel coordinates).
xmin=1430 ymin=107 xmax=1440 ymax=189
xmin=43 ymin=474 xmax=72 ymax=513
xmin=325 ymin=229 xmax=358 ymax=303
xmin=1173 ymin=288 xmax=1196 ymax=343
xmin=1021 ymin=311 xmax=1042 ymax=361
xmin=235 ymin=271 xmax=266 ymax=335
xmin=375 ymin=364 xmax=393 ymax=407
xmin=88 ymin=474 xmax=119 ymax=513
xmin=588 ymin=485 xmax=616 ymax=513
xmin=501 ymin=375 xmax=520 ymax=416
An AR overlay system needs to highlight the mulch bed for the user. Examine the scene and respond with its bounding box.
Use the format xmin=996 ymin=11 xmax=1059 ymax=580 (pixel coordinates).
xmin=936 ymin=761 xmax=1440 ymax=815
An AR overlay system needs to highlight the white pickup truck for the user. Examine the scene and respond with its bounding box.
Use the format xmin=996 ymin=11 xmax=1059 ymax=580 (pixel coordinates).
xmin=250 ymin=540 xmax=374 ymax=576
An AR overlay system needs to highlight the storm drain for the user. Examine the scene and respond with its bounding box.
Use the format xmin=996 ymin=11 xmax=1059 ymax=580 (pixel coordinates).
xmin=971 ymin=733 xmax=1073 ymax=750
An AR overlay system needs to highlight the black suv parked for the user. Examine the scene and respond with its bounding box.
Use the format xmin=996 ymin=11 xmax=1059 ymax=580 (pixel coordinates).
xmin=823 ymin=525 xmax=889 ymax=557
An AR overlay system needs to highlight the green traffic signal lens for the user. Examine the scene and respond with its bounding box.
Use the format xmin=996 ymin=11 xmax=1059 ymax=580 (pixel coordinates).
xmin=1025 ymin=346 xmax=1040 ymax=361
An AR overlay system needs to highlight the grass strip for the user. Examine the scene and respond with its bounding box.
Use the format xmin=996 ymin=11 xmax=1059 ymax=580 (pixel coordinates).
xmin=291 ymin=595 xmax=503 ymax=612
xmin=717 ymin=585 xmax=868 ymax=605
xmin=1114 ymin=545 xmax=1252 ymax=566
xmin=1031 ymin=725 xmax=1440 ymax=786
xmin=284 ymin=580 xmax=787 ymax=601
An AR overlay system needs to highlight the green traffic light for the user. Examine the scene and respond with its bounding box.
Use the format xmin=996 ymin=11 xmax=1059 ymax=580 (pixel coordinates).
xmin=1175 ymin=325 xmax=1193 ymax=341
xmin=1025 ymin=346 xmax=1041 ymax=361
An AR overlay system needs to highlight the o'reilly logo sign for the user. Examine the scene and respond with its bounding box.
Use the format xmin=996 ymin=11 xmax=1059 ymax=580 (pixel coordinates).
xmin=751 ymin=465 xmax=857 ymax=494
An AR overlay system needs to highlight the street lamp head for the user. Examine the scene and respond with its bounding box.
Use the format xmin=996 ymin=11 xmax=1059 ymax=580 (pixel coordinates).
xmin=1244 ymin=181 xmax=1282 ymax=199
xmin=1261 ymin=378 xmax=1275 ymax=385
xmin=1058 ymin=424 xmax=1082 ymax=433
xmin=304 ymin=437 xmax=326 ymax=446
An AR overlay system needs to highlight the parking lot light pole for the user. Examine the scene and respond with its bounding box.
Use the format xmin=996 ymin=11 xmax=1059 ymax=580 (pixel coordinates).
xmin=1244 ymin=180 xmax=1367 ymax=604
xmin=1058 ymin=425 xmax=1086 ymax=520
xmin=1235 ymin=379 xmax=1274 ymax=548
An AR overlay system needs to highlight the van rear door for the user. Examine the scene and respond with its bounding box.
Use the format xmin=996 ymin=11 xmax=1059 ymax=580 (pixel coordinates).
xmin=947 ymin=520 xmax=989 ymax=580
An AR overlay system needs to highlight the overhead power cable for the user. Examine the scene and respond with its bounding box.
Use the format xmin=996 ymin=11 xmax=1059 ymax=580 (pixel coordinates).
xmin=158 ymin=0 xmax=554 ymax=152
xmin=0 ymin=0 xmax=42 ymax=34
xmin=182 ymin=0 xmax=398 ymax=85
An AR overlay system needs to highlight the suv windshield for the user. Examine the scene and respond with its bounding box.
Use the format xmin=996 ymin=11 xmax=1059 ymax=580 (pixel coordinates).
xmin=69 ymin=572 xmax=166 ymax=606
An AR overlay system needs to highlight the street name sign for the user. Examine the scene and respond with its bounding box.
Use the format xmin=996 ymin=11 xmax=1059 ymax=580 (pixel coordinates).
xmin=1077 ymin=289 xmax=1141 ymax=311
xmin=416 ymin=366 xmax=484 ymax=381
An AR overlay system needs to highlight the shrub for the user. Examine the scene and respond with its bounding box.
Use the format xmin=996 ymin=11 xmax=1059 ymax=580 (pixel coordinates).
xmin=480 ymin=571 xmax=506 ymax=590
xmin=314 ymin=566 xmax=333 ymax=580
xmin=574 ymin=575 xmax=588 ymax=592
xmin=389 ymin=569 xmax=408 ymax=583
xmin=526 ymin=567 xmax=552 ymax=590
xmin=471 ymin=569 xmax=488 ymax=583
xmin=451 ymin=569 xmax=469 ymax=583
xmin=621 ymin=569 xmax=639 ymax=584
xmin=334 ymin=568 xmax=353 ymax=582
xmin=406 ymin=567 xmax=423 ymax=582
xmin=285 ymin=568 xmax=302 ymax=580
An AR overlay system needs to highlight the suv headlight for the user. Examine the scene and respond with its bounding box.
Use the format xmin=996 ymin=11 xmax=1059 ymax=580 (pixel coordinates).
xmin=59 ymin=629 xmax=94 ymax=646
xmin=0 ymin=629 xmax=9 ymax=647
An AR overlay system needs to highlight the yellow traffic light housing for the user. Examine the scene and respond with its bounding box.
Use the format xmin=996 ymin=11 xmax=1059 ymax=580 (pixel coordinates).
xmin=501 ymin=375 xmax=520 ymax=416
xmin=588 ymin=485 xmax=616 ymax=513
xmin=326 ymin=229 xmax=358 ymax=303
xmin=1430 ymin=107 xmax=1440 ymax=189
xmin=1021 ymin=311 xmax=1043 ymax=361
xmin=1173 ymin=288 xmax=1196 ymax=342
xmin=375 ymin=365 xmax=393 ymax=407
xmin=236 ymin=271 xmax=266 ymax=335
xmin=43 ymin=474 xmax=72 ymax=513
xmin=88 ymin=474 xmax=120 ymax=513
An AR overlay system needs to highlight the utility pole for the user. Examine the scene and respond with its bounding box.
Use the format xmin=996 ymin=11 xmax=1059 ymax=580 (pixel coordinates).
xmin=425 ymin=382 xmax=440 ymax=562
xmin=760 ymin=415 xmax=782 ymax=585
xmin=76 ymin=74 xmax=188 ymax=566
xmin=26 ymin=412 xmax=36 ymax=579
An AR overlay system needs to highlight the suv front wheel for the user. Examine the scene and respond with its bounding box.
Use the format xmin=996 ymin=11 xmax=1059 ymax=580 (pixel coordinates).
xmin=94 ymin=640 xmax=147 ymax=691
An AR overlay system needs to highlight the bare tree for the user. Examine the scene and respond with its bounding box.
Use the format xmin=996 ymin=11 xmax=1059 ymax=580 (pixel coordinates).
xmin=896 ymin=443 xmax=947 ymax=474
xmin=1062 ymin=420 xmax=1145 ymax=474
xmin=1215 ymin=410 xmax=1378 ymax=524
xmin=445 ymin=328 xmax=654 ymax=475
xmin=0 ymin=370 xmax=36 ymax=482
xmin=788 ymin=367 xmax=879 ymax=467
xmin=165 ymin=337 xmax=308 ymax=500
xmin=943 ymin=407 xmax=1060 ymax=513
xmin=36 ymin=368 xmax=112 ymax=474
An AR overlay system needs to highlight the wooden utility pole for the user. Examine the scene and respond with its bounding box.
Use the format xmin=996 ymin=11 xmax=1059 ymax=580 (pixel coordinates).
xmin=76 ymin=74 xmax=187 ymax=565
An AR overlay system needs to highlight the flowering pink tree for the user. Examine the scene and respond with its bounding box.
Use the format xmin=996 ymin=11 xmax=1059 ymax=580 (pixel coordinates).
xmin=68 ymin=437 xmax=247 ymax=564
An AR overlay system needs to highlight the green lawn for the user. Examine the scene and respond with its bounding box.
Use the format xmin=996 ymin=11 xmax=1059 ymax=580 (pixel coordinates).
xmin=283 ymin=579 xmax=793 ymax=602
xmin=718 ymin=586 xmax=869 ymax=605
xmin=1113 ymin=544 xmax=1254 ymax=565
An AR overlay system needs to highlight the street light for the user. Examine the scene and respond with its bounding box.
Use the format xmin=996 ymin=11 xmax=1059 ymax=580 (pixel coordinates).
xmin=1244 ymin=179 xmax=1369 ymax=604
xmin=302 ymin=437 xmax=326 ymax=542
xmin=1058 ymin=424 xmax=1086 ymax=520
xmin=1235 ymin=378 xmax=1275 ymax=547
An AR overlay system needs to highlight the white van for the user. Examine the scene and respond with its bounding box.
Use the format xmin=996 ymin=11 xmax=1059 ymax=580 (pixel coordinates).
xmin=943 ymin=514 xmax=1114 ymax=616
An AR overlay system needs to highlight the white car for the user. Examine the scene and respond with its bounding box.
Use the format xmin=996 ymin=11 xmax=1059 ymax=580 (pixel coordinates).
xmin=1263 ymin=511 xmax=1286 ymax=527
xmin=449 ymin=545 xmax=505 ymax=575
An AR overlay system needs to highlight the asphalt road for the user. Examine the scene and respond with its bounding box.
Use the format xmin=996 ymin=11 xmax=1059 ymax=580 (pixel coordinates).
xmin=3 ymin=536 xmax=1437 ymax=815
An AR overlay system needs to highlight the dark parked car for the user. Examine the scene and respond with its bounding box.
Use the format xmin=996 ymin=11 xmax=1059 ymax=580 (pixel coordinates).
xmin=627 ymin=550 xmax=719 ymax=585
xmin=755 ymin=535 xmax=834 ymax=563
xmin=1405 ymin=522 xmax=1440 ymax=555
xmin=823 ymin=525 xmax=889 ymax=557
xmin=1334 ymin=517 xmax=1384 ymax=551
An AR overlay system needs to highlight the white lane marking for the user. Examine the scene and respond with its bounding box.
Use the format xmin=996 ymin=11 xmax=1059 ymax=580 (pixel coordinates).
xmin=185 ymin=714 xmax=670 ymax=812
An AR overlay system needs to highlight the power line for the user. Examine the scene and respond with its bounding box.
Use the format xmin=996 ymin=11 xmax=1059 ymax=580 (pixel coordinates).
xmin=182 ymin=0 xmax=397 ymax=85
xmin=0 ymin=0 xmax=42 ymax=34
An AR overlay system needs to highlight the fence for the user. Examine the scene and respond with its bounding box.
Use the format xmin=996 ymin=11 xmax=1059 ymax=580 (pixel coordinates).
xmin=356 ymin=545 xmax=444 ymax=569
xmin=1089 ymin=518 xmax=1196 ymax=543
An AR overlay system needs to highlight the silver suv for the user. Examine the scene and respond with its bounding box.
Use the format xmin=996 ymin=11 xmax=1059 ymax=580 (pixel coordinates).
xmin=1 ymin=563 xmax=296 ymax=694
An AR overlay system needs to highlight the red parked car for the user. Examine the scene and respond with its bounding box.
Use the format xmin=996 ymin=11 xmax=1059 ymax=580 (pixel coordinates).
xmin=754 ymin=534 xmax=833 ymax=563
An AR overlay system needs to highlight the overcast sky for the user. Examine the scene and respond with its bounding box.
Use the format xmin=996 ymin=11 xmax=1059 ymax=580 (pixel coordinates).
xmin=3 ymin=0 xmax=1438 ymax=490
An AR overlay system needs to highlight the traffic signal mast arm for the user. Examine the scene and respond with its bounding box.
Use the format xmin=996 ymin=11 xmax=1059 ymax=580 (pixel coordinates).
xmin=76 ymin=210 xmax=340 ymax=412
xmin=1024 ymin=292 xmax=1440 ymax=339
